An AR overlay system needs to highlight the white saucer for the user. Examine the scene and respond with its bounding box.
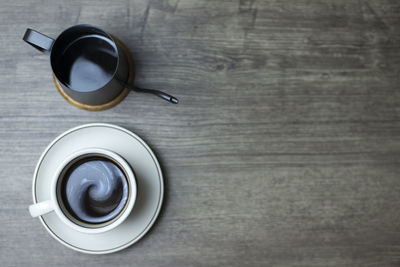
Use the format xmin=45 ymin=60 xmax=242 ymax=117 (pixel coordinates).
xmin=32 ymin=123 xmax=164 ymax=254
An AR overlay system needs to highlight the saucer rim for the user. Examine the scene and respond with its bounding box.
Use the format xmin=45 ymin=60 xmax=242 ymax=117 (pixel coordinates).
xmin=32 ymin=123 xmax=164 ymax=254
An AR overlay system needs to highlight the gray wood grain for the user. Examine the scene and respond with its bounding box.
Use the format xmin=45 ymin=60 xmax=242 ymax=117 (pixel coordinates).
xmin=1 ymin=0 xmax=400 ymax=266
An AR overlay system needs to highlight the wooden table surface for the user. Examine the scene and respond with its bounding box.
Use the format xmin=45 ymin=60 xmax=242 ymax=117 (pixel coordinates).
xmin=1 ymin=0 xmax=400 ymax=266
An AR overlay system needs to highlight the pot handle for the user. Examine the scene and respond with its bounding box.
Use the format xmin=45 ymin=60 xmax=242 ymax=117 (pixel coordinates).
xmin=23 ymin=28 xmax=54 ymax=54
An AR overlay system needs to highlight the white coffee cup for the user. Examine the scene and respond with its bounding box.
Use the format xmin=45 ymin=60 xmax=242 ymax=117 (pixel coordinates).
xmin=29 ymin=148 xmax=137 ymax=234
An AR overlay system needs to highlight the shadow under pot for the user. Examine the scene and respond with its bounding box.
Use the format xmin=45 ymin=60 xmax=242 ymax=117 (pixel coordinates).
xmin=23 ymin=24 xmax=178 ymax=109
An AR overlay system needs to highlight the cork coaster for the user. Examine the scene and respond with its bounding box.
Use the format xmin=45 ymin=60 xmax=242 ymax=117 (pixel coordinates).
xmin=53 ymin=36 xmax=134 ymax=111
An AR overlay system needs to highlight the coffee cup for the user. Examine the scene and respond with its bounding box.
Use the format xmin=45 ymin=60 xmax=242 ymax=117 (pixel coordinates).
xmin=29 ymin=148 xmax=137 ymax=234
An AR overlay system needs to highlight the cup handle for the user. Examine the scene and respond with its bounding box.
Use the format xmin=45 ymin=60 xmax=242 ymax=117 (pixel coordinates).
xmin=23 ymin=28 xmax=54 ymax=54
xmin=29 ymin=200 xmax=54 ymax=217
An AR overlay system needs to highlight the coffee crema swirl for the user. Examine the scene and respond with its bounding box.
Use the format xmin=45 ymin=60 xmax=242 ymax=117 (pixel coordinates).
xmin=60 ymin=157 xmax=129 ymax=224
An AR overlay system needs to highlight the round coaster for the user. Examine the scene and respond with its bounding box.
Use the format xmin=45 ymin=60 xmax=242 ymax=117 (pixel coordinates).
xmin=53 ymin=36 xmax=134 ymax=111
xmin=32 ymin=123 xmax=164 ymax=254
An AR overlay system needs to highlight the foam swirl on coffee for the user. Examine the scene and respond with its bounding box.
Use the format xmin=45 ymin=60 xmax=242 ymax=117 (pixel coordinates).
xmin=60 ymin=157 xmax=128 ymax=224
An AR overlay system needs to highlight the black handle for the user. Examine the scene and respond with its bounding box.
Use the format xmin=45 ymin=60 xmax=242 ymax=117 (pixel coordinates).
xmin=23 ymin=28 xmax=54 ymax=54
xmin=118 ymin=80 xmax=179 ymax=104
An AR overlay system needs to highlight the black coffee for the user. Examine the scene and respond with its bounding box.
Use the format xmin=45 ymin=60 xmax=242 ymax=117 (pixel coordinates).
xmin=59 ymin=156 xmax=128 ymax=224
xmin=57 ymin=34 xmax=118 ymax=92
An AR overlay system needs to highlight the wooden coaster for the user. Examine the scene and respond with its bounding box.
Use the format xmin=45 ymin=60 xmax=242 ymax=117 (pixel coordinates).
xmin=53 ymin=36 xmax=134 ymax=111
